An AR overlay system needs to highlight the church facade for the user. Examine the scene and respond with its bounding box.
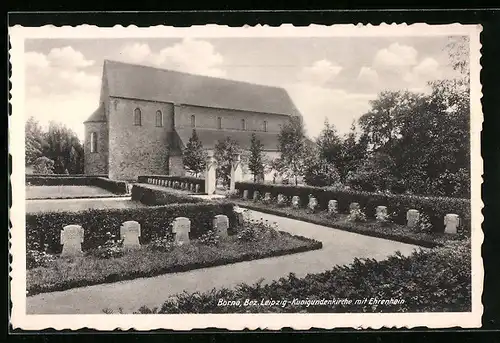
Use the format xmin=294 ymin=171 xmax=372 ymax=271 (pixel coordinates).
xmin=84 ymin=60 xmax=302 ymax=181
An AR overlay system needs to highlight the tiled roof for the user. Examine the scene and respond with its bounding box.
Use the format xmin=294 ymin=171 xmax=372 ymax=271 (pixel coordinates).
xmin=102 ymin=60 xmax=302 ymax=116
xmin=175 ymin=128 xmax=281 ymax=151
xmin=84 ymin=103 xmax=106 ymax=123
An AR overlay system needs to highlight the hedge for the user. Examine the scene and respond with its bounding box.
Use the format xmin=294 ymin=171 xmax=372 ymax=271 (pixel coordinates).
xmin=138 ymin=175 xmax=205 ymax=193
xmin=235 ymin=182 xmax=471 ymax=234
xmin=137 ymin=240 xmax=471 ymax=314
xmin=26 ymin=175 xmax=128 ymax=194
xmin=131 ymin=184 xmax=203 ymax=205
xmin=26 ymin=202 xmax=237 ymax=253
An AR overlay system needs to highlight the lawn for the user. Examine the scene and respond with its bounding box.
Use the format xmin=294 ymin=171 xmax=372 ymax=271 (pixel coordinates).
xmin=26 ymin=185 xmax=117 ymax=199
xmin=229 ymin=199 xmax=464 ymax=247
xmin=27 ymin=229 xmax=322 ymax=295
xmin=26 ymin=198 xmax=147 ymax=213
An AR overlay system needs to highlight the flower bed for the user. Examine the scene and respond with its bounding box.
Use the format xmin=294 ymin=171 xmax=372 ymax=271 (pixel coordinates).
xmin=235 ymin=182 xmax=471 ymax=235
xmin=132 ymin=239 xmax=470 ymax=314
xmin=231 ymin=200 xmax=463 ymax=247
xmin=26 ymin=222 xmax=322 ymax=296
xmin=26 ymin=202 xmax=236 ymax=253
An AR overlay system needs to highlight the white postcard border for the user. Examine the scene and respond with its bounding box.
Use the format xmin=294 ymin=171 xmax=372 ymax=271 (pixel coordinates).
xmin=9 ymin=23 xmax=484 ymax=330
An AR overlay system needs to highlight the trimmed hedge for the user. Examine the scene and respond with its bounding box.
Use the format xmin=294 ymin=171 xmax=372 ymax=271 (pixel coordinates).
xmin=138 ymin=240 xmax=471 ymax=314
xmin=131 ymin=184 xmax=203 ymax=205
xmin=138 ymin=175 xmax=205 ymax=193
xmin=26 ymin=202 xmax=237 ymax=254
xmin=235 ymin=182 xmax=471 ymax=234
xmin=26 ymin=175 xmax=128 ymax=195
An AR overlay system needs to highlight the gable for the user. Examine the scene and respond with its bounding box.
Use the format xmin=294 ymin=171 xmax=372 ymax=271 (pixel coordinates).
xmin=103 ymin=60 xmax=302 ymax=117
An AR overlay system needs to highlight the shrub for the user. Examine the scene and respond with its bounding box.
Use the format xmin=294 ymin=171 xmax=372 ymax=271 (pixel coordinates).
xmin=224 ymin=190 xmax=240 ymax=199
xmin=131 ymin=184 xmax=202 ymax=205
xmin=27 ymin=249 xmax=56 ymax=269
xmin=198 ymin=230 xmax=220 ymax=246
xmin=418 ymin=213 xmax=433 ymax=234
xmin=145 ymin=240 xmax=471 ymax=313
xmin=347 ymin=208 xmax=366 ymax=222
xmin=26 ymin=202 xmax=237 ymax=253
xmin=235 ymin=182 xmax=471 ymax=235
xmin=89 ymin=232 xmax=124 ymax=259
xmin=149 ymin=232 xmax=176 ymax=252
xmin=137 ymin=175 xmax=205 ymax=193
xmin=25 ymin=175 xmax=127 ymax=194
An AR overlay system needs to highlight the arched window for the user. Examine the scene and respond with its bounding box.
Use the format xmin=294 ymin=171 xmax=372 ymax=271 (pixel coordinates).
xmin=90 ymin=132 xmax=98 ymax=153
xmin=263 ymin=120 xmax=268 ymax=132
xmin=156 ymin=110 xmax=163 ymax=127
xmin=217 ymin=117 xmax=222 ymax=129
xmin=191 ymin=115 xmax=196 ymax=128
xmin=134 ymin=108 xmax=142 ymax=126
xmin=241 ymin=119 xmax=246 ymax=130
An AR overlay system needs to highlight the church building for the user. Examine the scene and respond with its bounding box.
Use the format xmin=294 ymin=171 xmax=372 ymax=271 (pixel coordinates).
xmin=84 ymin=60 xmax=302 ymax=181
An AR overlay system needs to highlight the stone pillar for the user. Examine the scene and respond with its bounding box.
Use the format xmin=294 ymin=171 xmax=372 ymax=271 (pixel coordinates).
xmin=204 ymin=152 xmax=217 ymax=195
xmin=229 ymin=153 xmax=243 ymax=192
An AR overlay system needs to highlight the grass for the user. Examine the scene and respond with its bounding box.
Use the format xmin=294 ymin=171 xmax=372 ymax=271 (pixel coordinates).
xmin=26 ymin=231 xmax=322 ymax=296
xmin=229 ymin=199 xmax=463 ymax=247
xmin=26 ymin=198 xmax=148 ymax=213
xmin=26 ymin=185 xmax=117 ymax=199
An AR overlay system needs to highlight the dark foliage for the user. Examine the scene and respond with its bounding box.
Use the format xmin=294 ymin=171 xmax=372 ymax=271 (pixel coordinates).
xmin=26 ymin=202 xmax=237 ymax=253
xmin=235 ymin=182 xmax=470 ymax=235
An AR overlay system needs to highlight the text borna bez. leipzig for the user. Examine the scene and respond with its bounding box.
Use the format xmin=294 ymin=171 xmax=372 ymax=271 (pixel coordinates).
xmin=217 ymin=298 xmax=405 ymax=308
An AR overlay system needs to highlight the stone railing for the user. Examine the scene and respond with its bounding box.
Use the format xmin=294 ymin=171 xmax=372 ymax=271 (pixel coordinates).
xmin=138 ymin=175 xmax=205 ymax=194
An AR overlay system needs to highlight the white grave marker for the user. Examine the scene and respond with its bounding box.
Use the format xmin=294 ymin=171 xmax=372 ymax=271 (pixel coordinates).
xmin=172 ymin=217 xmax=191 ymax=245
xmin=291 ymin=196 xmax=300 ymax=208
xmin=328 ymin=200 xmax=338 ymax=214
xmin=213 ymin=215 xmax=229 ymax=237
xmin=444 ymin=214 xmax=460 ymax=234
xmin=407 ymin=209 xmax=420 ymax=228
xmin=120 ymin=221 xmax=141 ymax=250
xmin=60 ymin=225 xmax=84 ymax=256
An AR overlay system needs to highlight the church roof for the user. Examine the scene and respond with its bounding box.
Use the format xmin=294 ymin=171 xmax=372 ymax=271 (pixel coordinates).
xmin=175 ymin=128 xmax=281 ymax=151
xmin=102 ymin=60 xmax=302 ymax=116
xmin=84 ymin=103 xmax=106 ymax=123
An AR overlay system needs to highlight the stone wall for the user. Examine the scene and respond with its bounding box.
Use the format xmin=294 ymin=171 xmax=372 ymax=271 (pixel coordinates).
xmin=84 ymin=121 xmax=108 ymax=175
xmin=108 ymin=97 xmax=174 ymax=180
xmin=177 ymin=104 xmax=290 ymax=133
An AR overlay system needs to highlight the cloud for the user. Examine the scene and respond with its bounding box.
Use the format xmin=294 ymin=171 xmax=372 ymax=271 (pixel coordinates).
xmin=357 ymin=66 xmax=379 ymax=84
xmin=25 ymin=46 xmax=100 ymax=140
xmin=403 ymin=57 xmax=442 ymax=85
xmin=286 ymin=82 xmax=375 ymax=138
xmin=118 ymin=38 xmax=226 ymax=77
xmin=46 ymin=46 xmax=95 ymax=69
xmin=373 ymin=43 xmax=418 ymax=70
xmin=118 ymin=43 xmax=152 ymax=64
xmin=298 ymin=59 xmax=343 ymax=86
xmin=25 ymin=51 xmax=50 ymax=69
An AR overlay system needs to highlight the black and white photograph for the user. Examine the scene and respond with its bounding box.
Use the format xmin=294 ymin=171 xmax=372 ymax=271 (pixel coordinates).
xmin=9 ymin=23 xmax=483 ymax=330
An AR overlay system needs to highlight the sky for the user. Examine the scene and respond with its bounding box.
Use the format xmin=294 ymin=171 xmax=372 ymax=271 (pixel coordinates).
xmin=24 ymin=36 xmax=462 ymax=140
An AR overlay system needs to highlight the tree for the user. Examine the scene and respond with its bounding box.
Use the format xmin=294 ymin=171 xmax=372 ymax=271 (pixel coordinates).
xmin=25 ymin=116 xmax=45 ymax=166
xmin=303 ymin=153 xmax=341 ymax=187
xmin=276 ymin=116 xmax=309 ymax=185
xmin=182 ymin=129 xmax=207 ymax=177
xmin=248 ymin=133 xmax=265 ymax=182
xmin=346 ymin=152 xmax=400 ymax=192
xmin=32 ymin=156 xmax=54 ymax=174
xmin=316 ymin=118 xmax=342 ymax=164
xmin=214 ymin=137 xmax=241 ymax=187
xmin=336 ymin=122 xmax=368 ymax=182
xmin=43 ymin=121 xmax=84 ymax=174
